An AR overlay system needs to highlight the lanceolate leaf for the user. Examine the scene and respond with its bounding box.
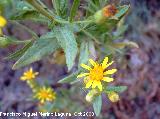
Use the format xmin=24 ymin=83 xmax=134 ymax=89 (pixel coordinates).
xmin=10 ymin=9 xmax=48 ymax=23
xmin=13 ymin=37 xmax=59 ymax=69
xmin=54 ymin=25 xmax=78 ymax=71
xmin=93 ymin=95 xmax=102 ymax=116
xmin=115 ymin=5 xmax=130 ymax=19
xmin=4 ymin=41 xmax=33 ymax=60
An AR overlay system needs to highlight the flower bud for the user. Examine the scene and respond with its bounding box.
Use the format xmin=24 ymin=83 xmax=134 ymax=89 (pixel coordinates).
xmin=102 ymin=5 xmax=118 ymax=18
xmin=0 ymin=37 xmax=11 ymax=47
xmin=86 ymin=89 xmax=99 ymax=103
xmin=107 ymin=91 xmax=120 ymax=102
xmin=94 ymin=4 xmax=118 ymax=24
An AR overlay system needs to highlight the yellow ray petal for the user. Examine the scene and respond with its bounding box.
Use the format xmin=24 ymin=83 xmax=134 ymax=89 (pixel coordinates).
xmin=85 ymin=80 xmax=93 ymax=88
xmin=89 ymin=59 xmax=96 ymax=66
xmin=106 ymin=61 xmax=114 ymax=68
xmin=77 ymin=73 xmax=89 ymax=78
xmin=102 ymin=77 xmax=114 ymax=82
xmin=102 ymin=57 xmax=108 ymax=69
xmin=20 ymin=76 xmax=26 ymax=80
xmin=29 ymin=68 xmax=33 ymax=72
xmin=81 ymin=63 xmax=92 ymax=70
xmin=92 ymin=80 xmax=98 ymax=88
xmin=97 ymin=81 xmax=102 ymax=91
xmin=104 ymin=69 xmax=117 ymax=75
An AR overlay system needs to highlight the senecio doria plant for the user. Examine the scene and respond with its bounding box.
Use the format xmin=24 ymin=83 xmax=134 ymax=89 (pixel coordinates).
xmin=0 ymin=0 xmax=137 ymax=116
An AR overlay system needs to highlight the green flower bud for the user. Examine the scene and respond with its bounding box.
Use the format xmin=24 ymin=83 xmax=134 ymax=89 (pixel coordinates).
xmin=107 ymin=91 xmax=120 ymax=102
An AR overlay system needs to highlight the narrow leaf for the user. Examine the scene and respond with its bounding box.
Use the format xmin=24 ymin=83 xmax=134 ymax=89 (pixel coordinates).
xmin=69 ymin=0 xmax=80 ymax=22
xmin=10 ymin=9 xmax=48 ymax=23
xmin=13 ymin=37 xmax=59 ymax=69
xmin=93 ymin=95 xmax=102 ymax=116
xmin=54 ymin=26 xmax=78 ymax=71
xmin=115 ymin=5 xmax=130 ymax=18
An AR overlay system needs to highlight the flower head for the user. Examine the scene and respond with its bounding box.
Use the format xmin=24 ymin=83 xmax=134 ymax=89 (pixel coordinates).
xmin=35 ymin=86 xmax=56 ymax=104
xmin=108 ymin=91 xmax=119 ymax=102
xmin=20 ymin=68 xmax=39 ymax=81
xmin=0 ymin=16 xmax=7 ymax=28
xmin=102 ymin=4 xmax=118 ymax=17
xmin=77 ymin=57 xmax=117 ymax=91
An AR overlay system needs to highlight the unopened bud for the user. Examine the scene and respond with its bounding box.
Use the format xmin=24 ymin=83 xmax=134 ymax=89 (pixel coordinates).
xmin=94 ymin=4 xmax=118 ymax=24
xmin=107 ymin=91 xmax=120 ymax=102
xmin=102 ymin=5 xmax=118 ymax=18
xmin=86 ymin=89 xmax=99 ymax=102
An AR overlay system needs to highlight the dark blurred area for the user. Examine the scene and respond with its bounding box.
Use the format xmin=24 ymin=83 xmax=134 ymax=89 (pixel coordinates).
xmin=0 ymin=0 xmax=160 ymax=119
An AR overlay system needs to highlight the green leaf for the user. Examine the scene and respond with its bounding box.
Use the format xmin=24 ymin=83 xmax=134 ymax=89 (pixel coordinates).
xmin=78 ymin=41 xmax=89 ymax=69
xmin=10 ymin=9 xmax=48 ymax=23
xmin=69 ymin=0 xmax=80 ymax=22
xmin=12 ymin=36 xmax=59 ymax=69
xmin=4 ymin=41 xmax=33 ymax=60
xmin=93 ymin=95 xmax=102 ymax=116
xmin=58 ymin=71 xmax=79 ymax=84
xmin=106 ymin=86 xmax=127 ymax=93
xmin=54 ymin=25 xmax=78 ymax=71
xmin=115 ymin=5 xmax=130 ymax=19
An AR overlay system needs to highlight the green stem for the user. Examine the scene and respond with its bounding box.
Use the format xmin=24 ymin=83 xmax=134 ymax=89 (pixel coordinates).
xmin=12 ymin=39 xmax=32 ymax=44
xmin=25 ymin=0 xmax=55 ymax=23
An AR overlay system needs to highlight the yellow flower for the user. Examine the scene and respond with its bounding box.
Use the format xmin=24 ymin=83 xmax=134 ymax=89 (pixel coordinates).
xmin=35 ymin=86 xmax=56 ymax=104
xmin=108 ymin=91 xmax=119 ymax=102
xmin=20 ymin=68 xmax=39 ymax=81
xmin=0 ymin=16 xmax=7 ymax=28
xmin=77 ymin=57 xmax=117 ymax=91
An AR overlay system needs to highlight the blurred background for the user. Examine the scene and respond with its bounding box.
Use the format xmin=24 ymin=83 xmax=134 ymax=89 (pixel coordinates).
xmin=0 ymin=0 xmax=160 ymax=118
